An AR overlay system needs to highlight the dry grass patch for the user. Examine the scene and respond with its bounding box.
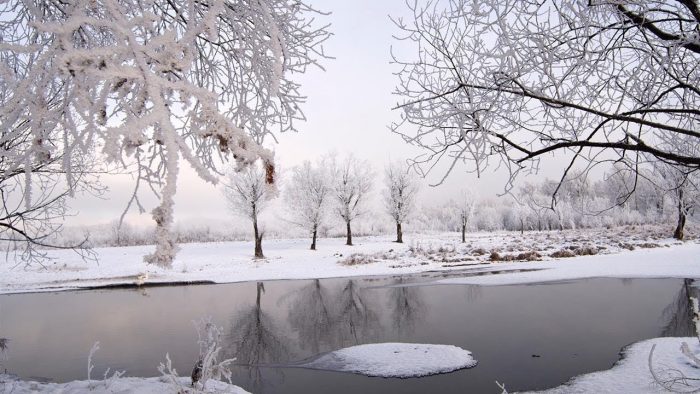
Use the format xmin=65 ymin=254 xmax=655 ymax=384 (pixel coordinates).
xmin=338 ymin=253 xmax=376 ymax=266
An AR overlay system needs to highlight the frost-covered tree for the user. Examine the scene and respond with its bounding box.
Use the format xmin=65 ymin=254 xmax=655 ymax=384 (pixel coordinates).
xmin=0 ymin=0 xmax=329 ymax=267
xmin=517 ymin=183 xmax=551 ymax=232
xmin=383 ymin=163 xmax=419 ymax=243
xmin=331 ymin=155 xmax=373 ymax=246
xmin=223 ymin=164 xmax=275 ymax=258
xmin=452 ymin=190 xmax=475 ymax=243
xmin=653 ymin=163 xmax=699 ymax=241
xmin=285 ymin=160 xmax=330 ymax=250
xmin=392 ymin=0 xmax=700 ymax=202
xmin=0 ymin=143 xmax=104 ymax=266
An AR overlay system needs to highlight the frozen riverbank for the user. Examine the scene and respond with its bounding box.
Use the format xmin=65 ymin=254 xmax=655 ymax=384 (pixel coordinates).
xmin=0 ymin=374 xmax=249 ymax=393
xmin=1 ymin=226 xmax=697 ymax=294
xmin=524 ymin=337 xmax=700 ymax=393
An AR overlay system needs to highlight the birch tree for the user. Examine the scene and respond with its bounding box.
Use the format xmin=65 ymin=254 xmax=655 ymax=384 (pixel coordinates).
xmin=0 ymin=0 xmax=329 ymax=267
xmin=331 ymin=155 xmax=373 ymax=246
xmin=392 ymin=0 xmax=700 ymax=202
xmin=383 ymin=163 xmax=418 ymax=243
xmin=285 ymin=160 xmax=330 ymax=250
xmin=223 ymin=164 xmax=274 ymax=258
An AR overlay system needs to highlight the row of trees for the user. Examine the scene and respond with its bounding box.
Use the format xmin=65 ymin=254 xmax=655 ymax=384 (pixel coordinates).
xmin=223 ymin=155 xmax=419 ymax=257
xmin=50 ymin=157 xmax=697 ymax=251
xmin=417 ymin=169 xmax=698 ymax=238
xmin=221 ymin=152 xmax=698 ymax=257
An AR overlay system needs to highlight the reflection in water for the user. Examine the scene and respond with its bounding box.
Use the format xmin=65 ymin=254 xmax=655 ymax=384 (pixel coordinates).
xmin=387 ymin=278 xmax=425 ymax=337
xmin=227 ymin=282 xmax=288 ymax=392
xmin=283 ymin=279 xmax=333 ymax=355
xmin=463 ymin=285 xmax=482 ymax=303
xmin=331 ymin=280 xmax=380 ymax=348
xmin=661 ymin=279 xmax=699 ymax=337
xmin=0 ymin=337 xmax=8 ymax=369
xmin=1 ymin=277 xmax=696 ymax=394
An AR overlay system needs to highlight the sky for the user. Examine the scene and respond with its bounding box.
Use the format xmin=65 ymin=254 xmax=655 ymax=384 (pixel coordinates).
xmin=66 ymin=0 xmax=559 ymax=227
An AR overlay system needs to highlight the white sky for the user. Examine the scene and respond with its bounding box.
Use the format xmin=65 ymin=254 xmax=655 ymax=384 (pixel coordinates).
xmin=67 ymin=0 xmax=563 ymax=227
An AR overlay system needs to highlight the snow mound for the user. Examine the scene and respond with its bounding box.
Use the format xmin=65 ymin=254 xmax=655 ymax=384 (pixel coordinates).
xmin=0 ymin=375 xmax=249 ymax=393
xmin=299 ymin=343 xmax=477 ymax=378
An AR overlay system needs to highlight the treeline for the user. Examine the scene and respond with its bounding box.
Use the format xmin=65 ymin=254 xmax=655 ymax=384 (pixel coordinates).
xmin=417 ymin=171 xmax=696 ymax=235
xmin=53 ymin=159 xmax=697 ymax=251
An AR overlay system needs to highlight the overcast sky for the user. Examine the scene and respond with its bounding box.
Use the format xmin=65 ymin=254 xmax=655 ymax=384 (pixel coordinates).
xmin=67 ymin=0 xmax=559 ymax=227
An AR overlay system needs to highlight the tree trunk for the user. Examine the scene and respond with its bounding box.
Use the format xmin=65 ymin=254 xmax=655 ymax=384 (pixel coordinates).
xmin=253 ymin=216 xmax=264 ymax=258
xmin=520 ymin=219 xmax=524 ymax=235
xmin=345 ymin=220 xmax=353 ymax=246
xmin=461 ymin=224 xmax=466 ymax=243
xmin=396 ymin=221 xmax=403 ymax=243
xmin=311 ymin=226 xmax=317 ymax=250
xmin=674 ymin=196 xmax=687 ymax=241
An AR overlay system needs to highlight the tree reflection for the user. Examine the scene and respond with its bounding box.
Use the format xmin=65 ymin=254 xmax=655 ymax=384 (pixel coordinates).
xmin=661 ymin=279 xmax=698 ymax=337
xmin=227 ymin=282 xmax=288 ymax=393
xmin=463 ymin=285 xmax=482 ymax=303
xmin=283 ymin=279 xmax=333 ymax=354
xmin=387 ymin=278 xmax=425 ymax=337
xmin=331 ymin=280 xmax=380 ymax=347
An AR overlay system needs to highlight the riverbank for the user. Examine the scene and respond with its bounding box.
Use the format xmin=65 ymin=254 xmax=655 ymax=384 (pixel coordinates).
xmin=1 ymin=225 xmax=698 ymax=294
xmin=525 ymin=337 xmax=700 ymax=393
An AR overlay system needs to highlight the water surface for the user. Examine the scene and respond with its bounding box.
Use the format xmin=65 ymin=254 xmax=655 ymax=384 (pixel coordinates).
xmin=0 ymin=273 xmax=694 ymax=393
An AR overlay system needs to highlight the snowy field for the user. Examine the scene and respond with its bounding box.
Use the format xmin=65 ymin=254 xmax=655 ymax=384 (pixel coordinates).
xmin=1 ymin=225 xmax=698 ymax=294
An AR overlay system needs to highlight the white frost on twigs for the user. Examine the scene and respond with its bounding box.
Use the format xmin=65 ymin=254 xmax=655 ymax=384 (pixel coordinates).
xmin=0 ymin=0 xmax=329 ymax=267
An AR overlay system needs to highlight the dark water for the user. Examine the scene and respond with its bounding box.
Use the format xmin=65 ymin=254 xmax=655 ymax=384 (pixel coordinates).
xmin=0 ymin=274 xmax=695 ymax=393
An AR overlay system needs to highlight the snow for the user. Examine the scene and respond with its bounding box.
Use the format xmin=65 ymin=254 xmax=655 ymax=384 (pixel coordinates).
xmin=1 ymin=226 xmax=699 ymax=294
xmin=525 ymin=337 xmax=700 ymax=394
xmin=3 ymin=226 xmax=700 ymax=391
xmin=0 ymin=375 xmax=249 ymax=393
xmin=298 ymin=343 xmax=477 ymax=378
xmin=434 ymin=242 xmax=700 ymax=287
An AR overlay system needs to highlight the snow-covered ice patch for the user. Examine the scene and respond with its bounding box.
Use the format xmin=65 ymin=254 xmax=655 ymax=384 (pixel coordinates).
xmin=0 ymin=375 xmax=249 ymax=393
xmin=298 ymin=343 xmax=477 ymax=378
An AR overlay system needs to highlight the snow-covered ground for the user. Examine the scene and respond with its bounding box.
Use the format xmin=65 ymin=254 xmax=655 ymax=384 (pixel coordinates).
xmin=1 ymin=225 xmax=697 ymax=294
xmin=0 ymin=375 xmax=249 ymax=393
xmin=298 ymin=343 xmax=477 ymax=378
xmin=433 ymin=241 xmax=700 ymax=286
xmin=524 ymin=337 xmax=700 ymax=394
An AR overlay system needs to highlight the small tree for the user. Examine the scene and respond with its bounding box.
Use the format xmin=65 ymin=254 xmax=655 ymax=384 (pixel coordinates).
xmin=331 ymin=155 xmax=374 ymax=246
xmin=453 ymin=190 xmax=475 ymax=243
xmin=285 ymin=160 xmax=330 ymax=250
xmin=223 ymin=164 xmax=274 ymax=258
xmin=384 ymin=163 xmax=419 ymax=243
